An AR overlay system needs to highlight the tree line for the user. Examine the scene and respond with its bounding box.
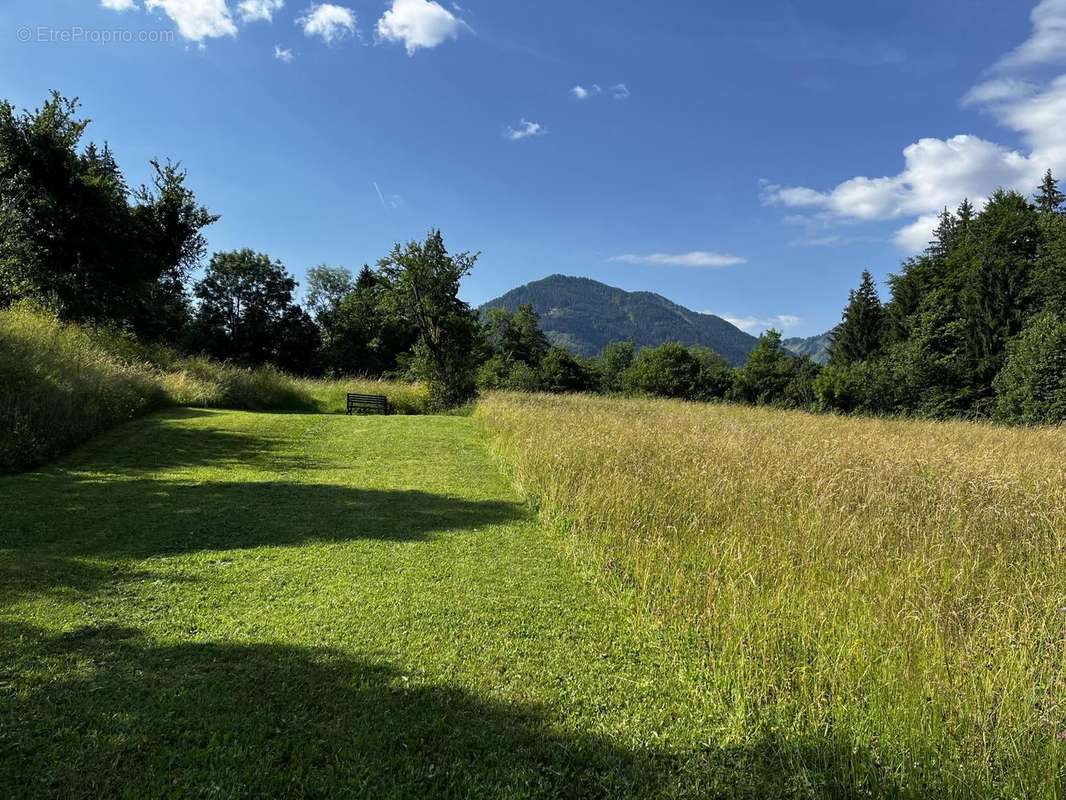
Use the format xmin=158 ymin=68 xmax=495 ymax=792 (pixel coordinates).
xmin=816 ymin=173 xmax=1066 ymax=424
xmin=1 ymin=93 xmax=1064 ymax=421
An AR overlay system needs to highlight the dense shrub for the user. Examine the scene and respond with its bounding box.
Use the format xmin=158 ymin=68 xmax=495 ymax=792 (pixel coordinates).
xmin=538 ymin=347 xmax=595 ymax=394
xmin=620 ymin=342 xmax=704 ymax=399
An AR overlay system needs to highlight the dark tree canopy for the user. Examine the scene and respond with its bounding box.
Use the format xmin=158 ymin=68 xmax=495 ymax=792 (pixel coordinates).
xmin=192 ymin=249 xmax=320 ymax=374
xmin=0 ymin=93 xmax=216 ymax=339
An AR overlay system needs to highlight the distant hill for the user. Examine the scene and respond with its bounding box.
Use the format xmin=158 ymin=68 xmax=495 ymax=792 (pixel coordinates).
xmin=783 ymin=332 xmax=833 ymax=364
xmin=479 ymin=275 xmax=759 ymax=366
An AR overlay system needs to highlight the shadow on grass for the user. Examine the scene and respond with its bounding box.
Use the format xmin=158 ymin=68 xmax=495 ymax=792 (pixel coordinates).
xmin=0 ymin=477 xmax=525 ymax=606
xmin=0 ymin=622 xmax=905 ymax=799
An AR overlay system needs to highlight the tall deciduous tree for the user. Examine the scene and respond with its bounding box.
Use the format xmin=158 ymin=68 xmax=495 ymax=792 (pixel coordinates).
xmin=191 ymin=249 xmax=320 ymax=373
xmin=378 ymin=230 xmax=481 ymax=408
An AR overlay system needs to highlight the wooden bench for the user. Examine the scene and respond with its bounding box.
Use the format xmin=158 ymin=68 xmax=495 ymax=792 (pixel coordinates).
xmin=347 ymin=393 xmax=390 ymax=416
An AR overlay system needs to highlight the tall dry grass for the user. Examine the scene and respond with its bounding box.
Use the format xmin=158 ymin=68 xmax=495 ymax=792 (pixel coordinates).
xmin=0 ymin=306 xmax=427 ymax=471
xmin=477 ymin=391 xmax=1066 ymax=796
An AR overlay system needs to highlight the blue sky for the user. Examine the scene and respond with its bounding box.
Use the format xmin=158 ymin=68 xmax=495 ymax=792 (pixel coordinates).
xmin=2 ymin=1 xmax=1064 ymax=336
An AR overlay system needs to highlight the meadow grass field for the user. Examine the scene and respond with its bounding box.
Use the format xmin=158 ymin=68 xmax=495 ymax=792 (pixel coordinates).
xmin=478 ymin=393 xmax=1066 ymax=797
xmin=1 ymin=393 xmax=1064 ymax=797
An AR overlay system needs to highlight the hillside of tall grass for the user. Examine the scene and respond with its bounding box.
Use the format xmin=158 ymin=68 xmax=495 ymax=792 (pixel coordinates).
xmin=477 ymin=392 xmax=1066 ymax=797
xmin=0 ymin=306 xmax=427 ymax=471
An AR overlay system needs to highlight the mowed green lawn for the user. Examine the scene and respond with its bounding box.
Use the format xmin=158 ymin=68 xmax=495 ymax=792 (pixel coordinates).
xmin=1 ymin=410 xmax=736 ymax=799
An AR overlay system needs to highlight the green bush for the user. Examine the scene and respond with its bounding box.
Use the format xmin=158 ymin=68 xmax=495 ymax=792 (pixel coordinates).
xmin=994 ymin=312 xmax=1066 ymax=424
xmin=621 ymin=342 xmax=703 ymax=399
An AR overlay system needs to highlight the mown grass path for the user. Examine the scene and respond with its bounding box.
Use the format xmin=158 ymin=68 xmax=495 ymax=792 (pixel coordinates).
xmin=1 ymin=410 xmax=726 ymax=799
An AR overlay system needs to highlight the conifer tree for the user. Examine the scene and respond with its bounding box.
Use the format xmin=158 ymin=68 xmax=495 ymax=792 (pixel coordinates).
xmin=956 ymin=198 xmax=975 ymax=238
xmin=1034 ymin=169 xmax=1065 ymax=214
xmin=829 ymin=270 xmax=884 ymax=365
xmin=927 ymin=207 xmax=958 ymax=257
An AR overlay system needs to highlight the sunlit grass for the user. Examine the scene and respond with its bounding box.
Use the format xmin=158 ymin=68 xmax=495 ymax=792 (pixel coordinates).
xmin=0 ymin=306 xmax=427 ymax=471
xmin=477 ymin=391 xmax=1066 ymax=797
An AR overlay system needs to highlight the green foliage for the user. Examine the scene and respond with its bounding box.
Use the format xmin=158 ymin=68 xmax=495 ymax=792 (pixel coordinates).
xmin=617 ymin=342 xmax=733 ymax=402
xmin=0 ymin=93 xmax=216 ymax=339
xmin=828 ymin=270 xmax=883 ymax=365
xmin=820 ymin=178 xmax=1066 ymax=423
xmin=621 ymin=342 xmax=704 ymax=400
xmin=311 ymin=265 xmax=417 ymax=378
xmin=378 ymin=230 xmax=481 ymax=409
xmin=730 ymin=330 xmax=817 ymax=408
xmin=994 ymin=312 xmax=1066 ymax=424
xmin=592 ymin=341 xmax=635 ymax=393
xmin=191 ymin=249 xmax=321 ymax=375
xmin=538 ymin=346 xmax=595 ymax=394
xmin=476 ymin=354 xmax=541 ymax=391
xmin=1034 ymin=169 xmax=1065 ymax=214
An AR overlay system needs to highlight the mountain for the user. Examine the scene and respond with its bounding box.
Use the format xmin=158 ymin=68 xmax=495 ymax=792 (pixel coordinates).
xmin=783 ymin=332 xmax=833 ymax=364
xmin=479 ymin=275 xmax=759 ymax=366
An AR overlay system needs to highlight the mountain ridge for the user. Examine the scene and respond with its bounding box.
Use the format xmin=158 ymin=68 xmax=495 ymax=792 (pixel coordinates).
xmin=479 ymin=274 xmax=760 ymax=366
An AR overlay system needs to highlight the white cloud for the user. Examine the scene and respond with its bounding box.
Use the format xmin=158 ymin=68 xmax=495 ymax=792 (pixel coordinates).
xmin=570 ymin=84 xmax=603 ymax=100
xmin=715 ymin=314 xmax=802 ymax=334
xmin=505 ymin=118 xmax=545 ymax=141
xmin=101 ymin=0 xmax=138 ymax=11
xmin=376 ymin=0 xmax=468 ymax=55
xmin=299 ymin=3 xmax=358 ymax=44
xmin=962 ymin=77 xmax=1038 ymax=107
xmin=274 ymin=44 xmax=294 ymax=61
xmin=143 ymin=0 xmax=237 ymax=40
xmin=609 ymin=251 xmax=746 ymax=268
xmin=764 ymin=3 xmax=1066 ymax=253
xmin=610 ymin=83 xmax=631 ymax=100
xmin=994 ymin=0 xmax=1066 ymax=71
xmin=239 ymin=0 xmax=284 ymax=23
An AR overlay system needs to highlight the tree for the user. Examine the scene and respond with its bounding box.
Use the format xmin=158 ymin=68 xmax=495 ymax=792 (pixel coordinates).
xmin=956 ymin=189 xmax=1041 ymax=398
xmin=0 ymin=93 xmax=215 ymax=339
xmin=538 ymin=346 xmax=594 ymax=393
xmin=621 ymin=342 xmax=703 ymax=400
xmin=378 ymin=231 xmax=481 ymax=409
xmin=994 ymin=312 xmax=1066 ymax=424
xmin=593 ymin=341 xmax=635 ymax=394
xmin=191 ymin=249 xmax=319 ymax=372
xmin=829 ymin=270 xmax=884 ymax=365
xmin=730 ymin=330 xmax=811 ymax=407
xmin=1034 ymin=169 xmax=1065 ymax=214
xmin=689 ymin=346 xmax=734 ymax=400
xmin=318 ymin=266 xmax=417 ymax=377
xmin=927 ymin=207 xmax=959 ymax=258
xmin=483 ymin=304 xmax=550 ymax=368
xmin=304 ymin=266 xmax=354 ymax=324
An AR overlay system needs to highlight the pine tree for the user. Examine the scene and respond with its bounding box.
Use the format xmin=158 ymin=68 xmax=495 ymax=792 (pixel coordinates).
xmin=829 ymin=270 xmax=884 ymax=365
xmin=956 ymin=198 xmax=975 ymax=238
xmin=1034 ymin=169 xmax=1065 ymax=214
xmin=927 ymin=207 xmax=958 ymax=257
